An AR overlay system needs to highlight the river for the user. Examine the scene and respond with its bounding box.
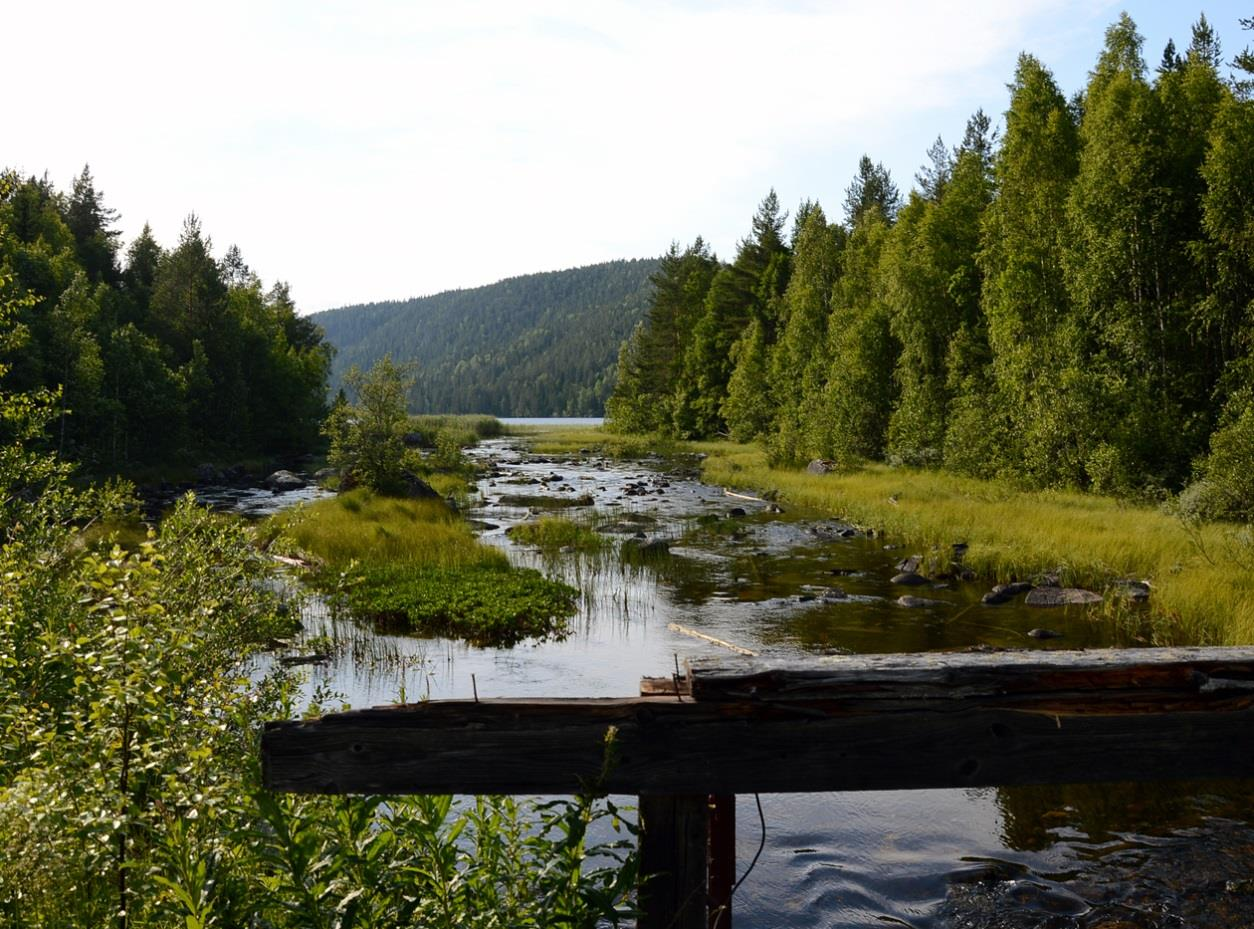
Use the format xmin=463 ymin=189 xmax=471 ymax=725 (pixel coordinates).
xmin=266 ymin=437 xmax=1254 ymax=927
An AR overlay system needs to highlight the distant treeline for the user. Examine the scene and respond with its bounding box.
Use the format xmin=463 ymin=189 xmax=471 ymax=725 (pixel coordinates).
xmin=0 ymin=168 xmax=332 ymax=471
xmin=608 ymin=13 xmax=1254 ymax=519
xmin=312 ymin=259 xmax=658 ymax=416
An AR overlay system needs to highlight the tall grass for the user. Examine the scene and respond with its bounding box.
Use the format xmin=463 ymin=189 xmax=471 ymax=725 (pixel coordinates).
xmin=409 ymin=414 xmax=503 ymax=447
xmin=701 ymin=446 xmax=1254 ymax=645
xmin=508 ymin=515 xmax=609 ymax=552
xmin=268 ymin=489 xmax=576 ymax=644
xmin=274 ymin=489 xmax=505 ymax=570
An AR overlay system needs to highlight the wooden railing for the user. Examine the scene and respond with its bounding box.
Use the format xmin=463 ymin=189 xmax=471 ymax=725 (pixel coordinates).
xmin=262 ymin=647 xmax=1254 ymax=928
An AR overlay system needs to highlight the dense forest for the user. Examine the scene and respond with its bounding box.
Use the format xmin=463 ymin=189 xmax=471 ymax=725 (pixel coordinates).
xmin=608 ymin=13 xmax=1254 ymax=521
xmin=313 ymin=259 xmax=657 ymax=416
xmin=0 ymin=168 xmax=332 ymax=472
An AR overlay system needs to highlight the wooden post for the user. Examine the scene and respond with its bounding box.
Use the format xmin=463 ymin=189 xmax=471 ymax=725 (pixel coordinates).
xmin=638 ymin=794 xmax=708 ymax=929
xmin=707 ymin=794 xmax=736 ymax=929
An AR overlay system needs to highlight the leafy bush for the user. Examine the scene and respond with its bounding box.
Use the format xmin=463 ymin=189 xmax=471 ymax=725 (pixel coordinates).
xmin=348 ymin=563 xmax=577 ymax=646
xmin=323 ymin=355 xmax=415 ymax=494
xmin=1189 ymin=395 xmax=1254 ymax=521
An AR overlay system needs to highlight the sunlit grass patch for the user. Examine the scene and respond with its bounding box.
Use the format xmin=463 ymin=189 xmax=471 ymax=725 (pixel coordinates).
xmin=409 ymin=413 xmax=503 ymax=447
xmin=272 ymin=488 xmax=499 ymax=569
xmin=267 ymin=488 xmax=577 ymax=644
xmin=522 ymin=425 xmax=723 ymax=460
xmin=507 ymin=515 xmax=608 ymax=552
xmin=699 ymin=445 xmax=1254 ymax=645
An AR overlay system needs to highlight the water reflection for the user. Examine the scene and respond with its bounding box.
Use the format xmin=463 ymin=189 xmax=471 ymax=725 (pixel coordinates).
xmin=280 ymin=438 xmax=1254 ymax=927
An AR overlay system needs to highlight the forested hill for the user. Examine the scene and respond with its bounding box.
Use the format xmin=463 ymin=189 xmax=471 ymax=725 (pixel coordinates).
xmin=313 ymin=259 xmax=659 ymax=416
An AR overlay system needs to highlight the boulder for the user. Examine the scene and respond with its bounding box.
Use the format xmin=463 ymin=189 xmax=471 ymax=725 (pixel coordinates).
xmin=821 ymin=586 xmax=848 ymax=602
xmin=400 ymin=470 xmax=440 ymax=499
xmin=313 ymin=467 xmax=338 ymax=482
xmin=994 ymin=581 xmax=1034 ymax=597
xmin=891 ymin=572 xmax=930 ymax=586
xmin=897 ymin=595 xmax=947 ymax=608
xmin=195 ymin=463 xmax=223 ymax=484
xmin=806 ymin=459 xmax=837 ymax=475
xmin=265 ymin=469 xmax=306 ymax=490
xmin=1112 ymin=579 xmax=1151 ymax=602
xmin=1027 ymin=628 xmax=1065 ymax=639
xmin=1024 ymin=587 xmax=1103 ymax=607
xmin=895 ymin=554 xmax=922 ymax=574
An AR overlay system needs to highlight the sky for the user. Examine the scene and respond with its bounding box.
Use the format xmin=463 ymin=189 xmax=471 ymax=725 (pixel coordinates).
xmin=5 ymin=1 xmax=1251 ymax=313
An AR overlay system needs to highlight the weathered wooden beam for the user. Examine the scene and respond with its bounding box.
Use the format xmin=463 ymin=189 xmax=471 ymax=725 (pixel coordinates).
xmin=263 ymin=647 xmax=1254 ymax=794
xmin=637 ymin=795 xmax=708 ymax=929
xmin=688 ymin=647 xmax=1254 ymax=703
xmin=707 ymin=795 xmax=735 ymax=929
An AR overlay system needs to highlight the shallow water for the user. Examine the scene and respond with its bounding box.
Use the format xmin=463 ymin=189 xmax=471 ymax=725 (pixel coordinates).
xmin=285 ymin=439 xmax=1254 ymax=927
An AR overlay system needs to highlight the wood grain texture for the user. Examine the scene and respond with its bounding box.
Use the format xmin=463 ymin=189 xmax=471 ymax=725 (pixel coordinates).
xmin=688 ymin=647 xmax=1254 ymax=702
xmin=263 ymin=695 xmax=1254 ymax=794
xmin=638 ymin=795 xmax=708 ymax=929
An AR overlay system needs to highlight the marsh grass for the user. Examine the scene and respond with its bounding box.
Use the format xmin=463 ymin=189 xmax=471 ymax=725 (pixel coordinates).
xmin=268 ymin=489 xmax=576 ymax=644
xmin=700 ymin=446 xmax=1254 ymax=645
xmin=274 ymin=489 xmax=501 ymax=569
xmin=508 ymin=515 xmax=609 ymax=552
xmin=525 ymin=426 xmax=724 ymax=460
xmin=410 ymin=414 xmax=503 ymax=447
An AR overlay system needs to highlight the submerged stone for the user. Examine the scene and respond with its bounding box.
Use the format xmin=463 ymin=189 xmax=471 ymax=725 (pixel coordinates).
xmin=1025 ymin=587 xmax=1102 ymax=607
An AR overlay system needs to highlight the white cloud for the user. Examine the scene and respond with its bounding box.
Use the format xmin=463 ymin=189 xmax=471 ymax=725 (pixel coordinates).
xmin=5 ymin=0 xmax=1113 ymax=310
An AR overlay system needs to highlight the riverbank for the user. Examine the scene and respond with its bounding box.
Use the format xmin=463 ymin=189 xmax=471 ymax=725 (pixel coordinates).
xmin=529 ymin=428 xmax=1254 ymax=646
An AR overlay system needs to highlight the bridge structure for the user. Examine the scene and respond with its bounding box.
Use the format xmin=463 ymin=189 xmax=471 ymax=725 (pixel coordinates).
xmin=263 ymin=646 xmax=1254 ymax=928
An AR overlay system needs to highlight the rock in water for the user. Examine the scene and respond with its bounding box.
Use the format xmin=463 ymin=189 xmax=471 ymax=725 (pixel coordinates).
xmin=895 ymin=554 xmax=922 ymax=574
xmin=891 ymin=572 xmax=930 ymax=586
xmin=265 ymin=469 xmax=306 ymax=490
xmin=1025 ymin=587 xmax=1103 ymax=607
xmin=195 ymin=463 xmax=223 ymax=484
xmin=1027 ymin=628 xmax=1065 ymax=639
xmin=897 ymin=595 xmax=947 ymax=608
xmin=1112 ymin=579 xmax=1151 ymax=602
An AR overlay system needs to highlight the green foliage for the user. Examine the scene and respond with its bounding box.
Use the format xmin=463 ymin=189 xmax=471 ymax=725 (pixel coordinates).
xmin=324 ymin=356 xmax=416 ymax=494
xmin=721 ymin=318 xmax=773 ymax=442
xmin=274 ymin=489 xmax=577 ymax=645
xmin=275 ymin=489 xmax=498 ymax=569
xmin=605 ymin=10 xmax=1254 ymax=516
xmin=0 ymin=170 xmax=332 ymax=471
xmin=0 ymin=262 xmax=634 ymax=924
xmin=347 ymin=563 xmax=577 ymax=646
xmin=409 ymin=413 xmax=503 ymax=446
xmin=1187 ymin=393 xmax=1254 ymax=520
xmin=315 ymin=260 xmax=658 ymax=417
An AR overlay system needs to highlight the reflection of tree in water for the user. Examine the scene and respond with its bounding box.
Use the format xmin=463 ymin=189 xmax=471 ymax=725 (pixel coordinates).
xmin=995 ymin=779 xmax=1254 ymax=852
xmin=948 ymin=782 xmax=1254 ymax=928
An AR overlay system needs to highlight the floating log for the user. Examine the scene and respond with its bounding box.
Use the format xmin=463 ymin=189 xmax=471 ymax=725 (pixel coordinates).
xmin=667 ymin=623 xmax=758 ymax=657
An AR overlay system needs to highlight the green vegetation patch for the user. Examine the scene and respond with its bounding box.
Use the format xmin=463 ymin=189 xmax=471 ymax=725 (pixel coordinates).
xmin=498 ymin=492 xmax=595 ymax=508
xmin=349 ymin=562 xmax=576 ymax=646
xmin=270 ymin=489 xmax=576 ymax=645
xmin=508 ymin=516 xmax=608 ymax=552
xmin=410 ymin=413 xmax=503 ymax=447
xmin=700 ymin=443 xmax=1254 ymax=646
